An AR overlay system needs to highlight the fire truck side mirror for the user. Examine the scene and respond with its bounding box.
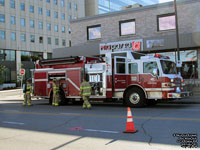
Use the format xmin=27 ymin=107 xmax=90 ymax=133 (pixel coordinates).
xmin=152 ymin=68 xmax=159 ymax=76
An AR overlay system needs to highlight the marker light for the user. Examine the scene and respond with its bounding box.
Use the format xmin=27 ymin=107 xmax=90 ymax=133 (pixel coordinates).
xmin=154 ymin=54 xmax=162 ymax=58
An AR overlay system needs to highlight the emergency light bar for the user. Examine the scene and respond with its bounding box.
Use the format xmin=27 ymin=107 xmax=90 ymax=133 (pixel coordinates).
xmin=154 ymin=54 xmax=170 ymax=59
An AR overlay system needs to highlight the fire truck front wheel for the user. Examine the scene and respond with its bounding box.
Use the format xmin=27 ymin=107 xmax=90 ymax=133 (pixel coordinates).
xmin=125 ymin=88 xmax=145 ymax=108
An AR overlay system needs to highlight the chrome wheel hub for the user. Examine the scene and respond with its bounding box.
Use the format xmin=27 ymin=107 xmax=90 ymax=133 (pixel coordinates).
xmin=129 ymin=93 xmax=140 ymax=104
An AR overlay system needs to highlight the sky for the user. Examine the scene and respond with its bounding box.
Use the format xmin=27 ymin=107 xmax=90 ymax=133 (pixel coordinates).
xmin=159 ymin=0 xmax=173 ymax=3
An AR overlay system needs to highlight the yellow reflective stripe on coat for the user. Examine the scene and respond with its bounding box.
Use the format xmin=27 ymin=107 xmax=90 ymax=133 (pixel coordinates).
xmin=26 ymin=85 xmax=32 ymax=93
xmin=80 ymin=86 xmax=91 ymax=90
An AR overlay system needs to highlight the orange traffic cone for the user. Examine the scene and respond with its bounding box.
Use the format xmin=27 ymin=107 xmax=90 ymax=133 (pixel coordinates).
xmin=123 ymin=107 xmax=137 ymax=133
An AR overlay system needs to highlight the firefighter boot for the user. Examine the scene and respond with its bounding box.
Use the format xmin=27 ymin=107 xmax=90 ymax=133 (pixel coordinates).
xmin=87 ymin=104 xmax=92 ymax=109
xmin=82 ymin=103 xmax=87 ymax=109
xmin=28 ymin=103 xmax=32 ymax=106
xmin=55 ymin=103 xmax=59 ymax=106
xmin=22 ymin=102 xmax=26 ymax=106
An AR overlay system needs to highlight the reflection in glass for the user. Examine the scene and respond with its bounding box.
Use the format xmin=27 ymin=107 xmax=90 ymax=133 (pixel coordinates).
xmin=88 ymin=26 xmax=101 ymax=40
xmin=120 ymin=21 xmax=135 ymax=36
xmin=158 ymin=15 xmax=175 ymax=31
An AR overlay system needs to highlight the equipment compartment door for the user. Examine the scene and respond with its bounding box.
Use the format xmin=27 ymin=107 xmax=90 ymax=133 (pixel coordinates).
xmin=34 ymin=72 xmax=48 ymax=96
xmin=67 ymin=69 xmax=81 ymax=96
xmin=113 ymin=56 xmax=127 ymax=95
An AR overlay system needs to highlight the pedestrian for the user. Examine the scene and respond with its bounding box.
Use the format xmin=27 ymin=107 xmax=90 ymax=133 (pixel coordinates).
xmin=23 ymin=79 xmax=32 ymax=106
xmin=52 ymin=79 xmax=59 ymax=106
xmin=80 ymin=77 xmax=92 ymax=109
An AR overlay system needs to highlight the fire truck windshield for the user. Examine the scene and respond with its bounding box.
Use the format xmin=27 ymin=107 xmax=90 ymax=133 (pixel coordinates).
xmin=161 ymin=60 xmax=177 ymax=74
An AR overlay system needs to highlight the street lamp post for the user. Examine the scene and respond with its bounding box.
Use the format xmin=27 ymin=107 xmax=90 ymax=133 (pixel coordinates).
xmin=174 ymin=0 xmax=181 ymax=74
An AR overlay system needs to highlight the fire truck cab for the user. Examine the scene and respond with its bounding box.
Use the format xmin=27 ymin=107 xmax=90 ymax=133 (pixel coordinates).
xmin=32 ymin=51 xmax=191 ymax=107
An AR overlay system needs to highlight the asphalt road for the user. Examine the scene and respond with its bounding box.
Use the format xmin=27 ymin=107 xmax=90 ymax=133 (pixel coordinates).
xmin=0 ymin=94 xmax=199 ymax=150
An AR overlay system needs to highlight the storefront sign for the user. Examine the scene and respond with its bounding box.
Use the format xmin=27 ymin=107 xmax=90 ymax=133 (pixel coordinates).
xmin=146 ymin=39 xmax=164 ymax=49
xmin=100 ymin=39 xmax=143 ymax=54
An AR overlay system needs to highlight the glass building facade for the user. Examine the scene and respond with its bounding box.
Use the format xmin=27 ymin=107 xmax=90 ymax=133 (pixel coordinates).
xmin=98 ymin=0 xmax=159 ymax=14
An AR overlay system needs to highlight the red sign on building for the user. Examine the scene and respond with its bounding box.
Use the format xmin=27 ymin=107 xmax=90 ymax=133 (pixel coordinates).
xmin=132 ymin=41 xmax=141 ymax=51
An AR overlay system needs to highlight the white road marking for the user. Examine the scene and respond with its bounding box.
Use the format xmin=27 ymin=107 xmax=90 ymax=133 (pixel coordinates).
xmin=84 ymin=129 xmax=119 ymax=134
xmin=2 ymin=121 xmax=24 ymax=125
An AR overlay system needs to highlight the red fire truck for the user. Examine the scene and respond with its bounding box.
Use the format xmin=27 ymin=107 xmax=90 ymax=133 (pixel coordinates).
xmin=32 ymin=51 xmax=191 ymax=107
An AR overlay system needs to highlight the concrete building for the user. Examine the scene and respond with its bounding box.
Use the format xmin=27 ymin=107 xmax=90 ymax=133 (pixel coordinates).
xmin=0 ymin=0 xmax=85 ymax=83
xmin=85 ymin=0 xmax=158 ymax=16
xmin=53 ymin=0 xmax=200 ymax=81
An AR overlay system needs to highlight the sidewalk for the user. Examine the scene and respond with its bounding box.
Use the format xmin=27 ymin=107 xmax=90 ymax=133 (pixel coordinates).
xmin=0 ymin=89 xmax=200 ymax=104
xmin=0 ymin=89 xmax=38 ymax=101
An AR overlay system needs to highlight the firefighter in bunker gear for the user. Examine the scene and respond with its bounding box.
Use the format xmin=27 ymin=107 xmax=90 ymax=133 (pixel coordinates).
xmin=80 ymin=78 xmax=92 ymax=109
xmin=23 ymin=80 xmax=32 ymax=106
xmin=52 ymin=79 xmax=60 ymax=106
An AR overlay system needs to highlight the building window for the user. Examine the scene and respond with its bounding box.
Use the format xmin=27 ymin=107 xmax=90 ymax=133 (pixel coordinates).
xmin=10 ymin=0 xmax=15 ymax=8
xmin=2 ymin=50 xmax=15 ymax=61
xmin=21 ymin=51 xmax=30 ymax=61
xmin=157 ymin=13 xmax=176 ymax=31
xmin=46 ymin=0 xmax=50 ymax=3
xmin=38 ymin=7 xmax=42 ymax=15
xmin=55 ymin=38 xmax=59 ymax=45
xmin=54 ymin=11 xmax=58 ymax=18
xmin=38 ymin=21 xmax=43 ymax=29
xmin=30 ymin=20 xmax=34 ymax=28
xmin=0 ymin=30 xmax=5 ymax=39
xmin=68 ymin=2 xmax=71 ymax=9
xmin=62 ymin=26 xmax=65 ymax=33
xmin=3 ymin=68 xmax=11 ymax=82
xmin=54 ymin=0 xmax=57 ymax=5
xmin=30 ymin=5 xmax=34 ymax=13
xmin=74 ymin=4 xmax=78 ymax=11
xmin=68 ymin=27 xmax=71 ymax=34
xmin=47 ymin=37 xmax=51 ymax=44
xmin=21 ymin=33 xmax=26 ymax=42
xmin=54 ymin=25 xmax=58 ymax=32
xmin=47 ymin=10 xmax=50 ymax=16
xmin=47 ymin=53 xmax=52 ymax=59
xmin=20 ymin=18 xmax=25 ymax=26
xmin=10 ymin=16 xmax=15 ymax=25
xmin=87 ymin=25 xmax=101 ymax=40
xmin=61 ymin=0 xmax=64 ymax=7
xmin=0 ymin=14 xmax=5 ymax=23
xmin=0 ymin=0 xmax=4 ymax=6
xmin=11 ymin=32 xmax=16 ymax=41
xmin=119 ymin=19 xmax=135 ymax=36
xmin=61 ymin=13 xmax=65 ymax=20
xmin=20 ymin=3 xmax=25 ymax=11
xmin=39 ymin=36 xmax=43 ymax=43
xmin=69 ymin=40 xmax=71 ymax=47
xmin=47 ymin=23 xmax=51 ymax=30
xmin=62 ymin=39 xmax=66 ymax=46
xmin=68 ymin=15 xmax=71 ymax=21
xmin=30 ymin=35 xmax=35 ymax=42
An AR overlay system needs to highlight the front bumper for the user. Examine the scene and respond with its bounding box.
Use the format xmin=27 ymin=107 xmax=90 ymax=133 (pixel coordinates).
xmin=167 ymin=91 xmax=193 ymax=98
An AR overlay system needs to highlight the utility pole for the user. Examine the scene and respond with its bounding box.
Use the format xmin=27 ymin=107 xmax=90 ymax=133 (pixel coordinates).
xmin=174 ymin=0 xmax=181 ymax=74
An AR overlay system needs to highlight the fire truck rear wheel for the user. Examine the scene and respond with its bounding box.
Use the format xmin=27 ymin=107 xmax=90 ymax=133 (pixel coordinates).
xmin=125 ymin=88 xmax=145 ymax=108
